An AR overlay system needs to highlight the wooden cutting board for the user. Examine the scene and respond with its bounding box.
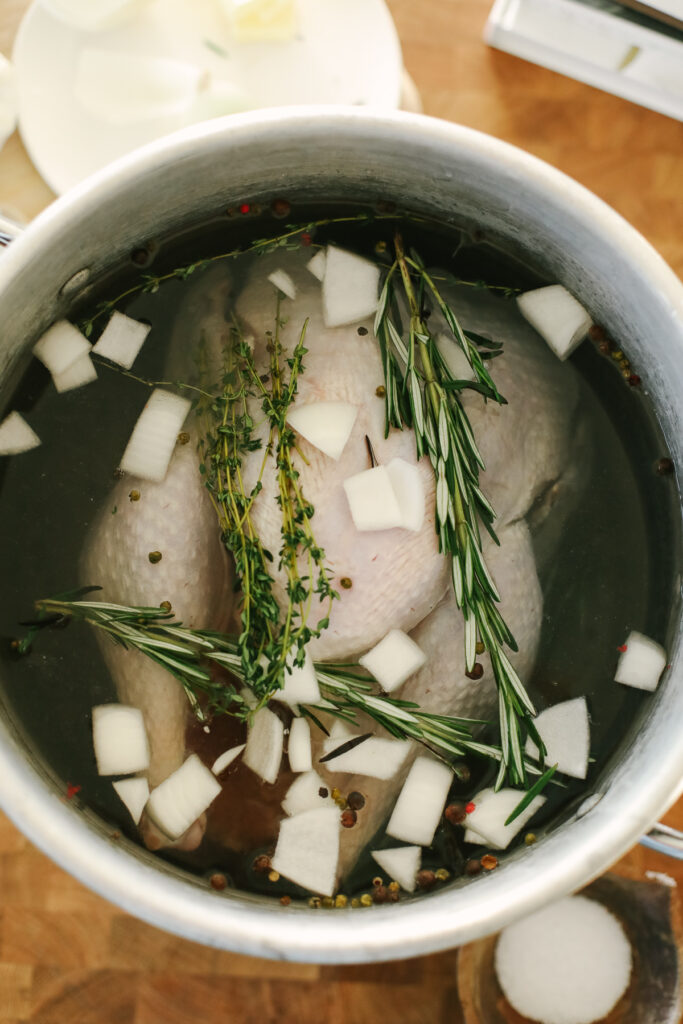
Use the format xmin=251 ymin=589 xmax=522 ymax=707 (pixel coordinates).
xmin=0 ymin=2 xmax=682 ymax=1021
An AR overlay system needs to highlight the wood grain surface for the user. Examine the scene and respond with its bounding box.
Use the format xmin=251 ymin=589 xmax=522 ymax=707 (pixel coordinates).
xmin=1 ymin=1 xmax=682 ymax=1022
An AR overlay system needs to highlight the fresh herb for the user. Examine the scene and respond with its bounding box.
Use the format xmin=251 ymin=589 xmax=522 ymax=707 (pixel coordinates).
xmin=504 ymin=764 xmax=558 ymax=825
xmin=375 ymin=233 xmax=545 ymax=787
xmin=18 ymin=593 xmax=542 ymax=776
xmin=195 ymin=301 xmax=337 ymax=704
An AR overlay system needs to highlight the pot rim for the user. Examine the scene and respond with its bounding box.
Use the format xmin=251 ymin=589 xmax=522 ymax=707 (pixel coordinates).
xmin=0 ymin=106 xmax=681 ymax=962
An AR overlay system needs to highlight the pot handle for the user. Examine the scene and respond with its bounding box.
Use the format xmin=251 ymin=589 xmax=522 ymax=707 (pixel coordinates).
xmin=640 ymin=823 xmax=683 ymax=859
xmin=0 ymin=213 xmax=22 ymax=249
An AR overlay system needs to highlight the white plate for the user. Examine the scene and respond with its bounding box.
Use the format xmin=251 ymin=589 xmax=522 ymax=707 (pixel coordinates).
xmin=13 ymin=0 xmax=403 ymax=194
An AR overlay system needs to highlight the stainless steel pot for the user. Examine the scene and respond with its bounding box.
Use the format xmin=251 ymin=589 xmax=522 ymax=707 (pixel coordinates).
xmin=0 ymin=108 xmax=681 ymax=963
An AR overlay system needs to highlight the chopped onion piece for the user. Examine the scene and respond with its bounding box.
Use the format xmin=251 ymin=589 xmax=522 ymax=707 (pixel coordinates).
xmin=272 ymin=648 xmax=320 ymax=706
xmin=525 ymin=697 xmax=590 ymax=779
xmin=436 ymin=333 xmax=477 ymax=381
xmin=0 ymin=412 xmax=40 ymax=455
xmin=243 ymin=706 xmax=284 ymax=784
xmin=386 ymin=757 xmax=453 ymax=846
xmin=119 ymin=388 xmax=191 ymax=483
xmin=371 ymin=846 xmax=421 ymax=893
xmin=146 ymin=754 xmax=221 ymax=840
xmin=92 ymin=311 xmax=151 ymax=369
xmin=220 ymin=0 xmax=298 ymax=43
xmin=112 ymin=777 xmax=149 ymax=825
xmin=33 ymin=320 xmax=91 ymax=377
xmin=286 ymin=401 xmax=358 ymax=461
xmin=386 ymin=458 xmax=425 ymax=532
xmin=614 ymin=630 xmax=667 ymax=691
xmin=187 ymin=78 xmax=250 ymax=121
xmin=211 ymin=743 xmax=245 ymax=776
xmin=322 ymin=246 xmax=380 ymax=328
xmin=271 ymin=806 xmax=340 ymax=896
xmin=329 ymin=719 xmax=353 ymax=740
xmin=288 ymin=717 xmax=312 ymax=773
xmin=517 ymin=284 xmax=592 ymax=361
xmin=306 ymin=249 xmax=327 ymax=282
xmin=466 ymin=787 xmax=546 ymax=850
xmin=92 ymin=704 xmax=150 ymax=776
xmin=267 ymin=269 xmax=297 ymax=301
xmin=52 ymin=352 xmax=98 ymax=393
xmin=42 ymin=0 xmax=147 ymax=31
xmin=75 ymin=50 xmax=202 ymax=125
xmin=321 ymin=734 xmax=411 ymax=780
xmin=343 ymin=464 xmax=403 ymax=532
xmin=359 ymin=628 xmax=427 ymax=693
xmin=281 ymin=770 xmax=333 ymax=816
xmin=495 ymin=896 xmax=632 ymax=1024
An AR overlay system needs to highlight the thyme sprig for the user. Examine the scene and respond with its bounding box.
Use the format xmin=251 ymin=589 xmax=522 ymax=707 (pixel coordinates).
xmin=195 ymin=302 xmax=337 ymax=704
xmin=376 ymin=234 xmax=544 ymax=788
xmin=20 ymin=593 xmax=542 ymax=777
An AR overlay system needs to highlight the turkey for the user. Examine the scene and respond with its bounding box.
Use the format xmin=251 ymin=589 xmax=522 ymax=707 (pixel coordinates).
xmin=81 ymin=247 xmax=583 ymax=872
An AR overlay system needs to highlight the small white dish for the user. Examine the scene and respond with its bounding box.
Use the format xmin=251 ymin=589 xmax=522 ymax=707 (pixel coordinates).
xmin=13 ymin=0 xmax=403 ymax=194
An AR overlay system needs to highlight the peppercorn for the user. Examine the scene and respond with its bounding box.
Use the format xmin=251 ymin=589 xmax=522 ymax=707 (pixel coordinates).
xmin=159 ymin=600 xmax=172 ymax=613
xmin=148 ymin=551 xmax=162 ymax=564
xmin=271 ymin=198 xmax=291 ymax=218
xmin=309 ymin=896 xmax=321 ymax=908
xmin=372 ymin=876 xmax=383 ymax=888
xmin=335 ymin=796 xmax=348 ymax=810
xmin=360 ymin=893 xmax=373 ymax=907
xmin=129 ymin=489 xmax=140 ymax=502
xmin=318 ymin=787 xmax=329 ymax=798
xmin=524 ymin=833 xmax=537 ymax=846
xmin=347 ymin=791 xmax=365 ymax=811
xmin=335 ymin=894 xmax=348 ymax=908
xmin=374 ymin=240 xmax=388 ymax=254
xmin=321 ymin=896 xmax=335 ymax=908
xmin=481 ymin=854 xmax=498 ymax=871
xmin=331 ymin=788 xmax=342 ymax=801
xmin=656 ymin=457 xmax=674 ymax=476
xmin=416 ymin=869 xmax=436 ymax=890
xmin=113 ymin=467 xmax=124 ymax=479
xmin=252 ymin=854 xmax=272 ymax=874
xmin=372 ymin=885 xmax=389 ymax=904
xmin=611 ymin=349 xmax=624 ymax=361
xmin=475 ymin=641 xmax=485 ymax=655
xmin=388 ymin=890 xmax=399 ymax=903
xmin=598 ymin=340 xmax=612 ymax=355
xmin=340 ymin=577 xmax=353 ymax=590
xmin=280 ymin=895 xmax=291 ymax=906
xmin=588 ymin=324 xmax=606 ymax=343
xmin=466 ymin=663 xmax=484 ymax=680
xmin=341 ymin=808 xmax=357 ymax=828
xmin=177 ymin=431 xmax=190 ymax=446
xmin=209 ymin=873 xmax=227 ymax=891
xmin=453 ymin=761 xmax=471 ymax=783
xmin=628 ymin=374 xmax=641 ymax=387
xmin=465 ymin=801 xmax=476 ymax=814
xmin=268 ymin=870 xmax=280 ymax=883
xmin=357 ymin=326 xmax=369 ymax=336
xmin=465 ymin=858 xmax=482 ymax=876
xmin=445 ymin=802 xmax=467 ymax=825
xmin=350 ymin=897 xmax=360 ymax=908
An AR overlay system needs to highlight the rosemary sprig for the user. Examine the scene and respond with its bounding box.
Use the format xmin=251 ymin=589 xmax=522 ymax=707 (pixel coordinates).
xmin=20 ymin=593 xmax=541 ymax=777
xmin=376 ymin=234 xmax=545 ymax=788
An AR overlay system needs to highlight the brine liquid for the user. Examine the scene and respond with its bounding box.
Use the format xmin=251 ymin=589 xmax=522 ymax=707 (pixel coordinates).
xmin=0 ymin=203 xmax=679 ymax=900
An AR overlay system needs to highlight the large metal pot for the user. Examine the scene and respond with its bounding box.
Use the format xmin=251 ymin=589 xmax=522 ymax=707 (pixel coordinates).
xmin=0 ymin=108 xmax=681 ymax=963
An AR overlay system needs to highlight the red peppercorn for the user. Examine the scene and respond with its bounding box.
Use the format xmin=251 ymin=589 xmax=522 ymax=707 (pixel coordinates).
xmin=239 ymin=203 xmax=251 ymax=215
xmin=66 ymin=783 xmax=81 ymax=800
xmin=210 ymin=873 xmax=227 ymax=891
xmin=588 ymin=324 xmax=606 ymax=343
xmin=628 ymin=374 xmax=641 ymax=387
xmin=617 ymin=644 xmax=628 ymax=653
xmin=280 ymin=895 xmax=291 ymax=906
xmin=271 ymin=198 xmax=291 ymax=218
xmin=252 ymin=854 xmax=272 ymax=874
xmin=341 ymin=809 xmax=357 ymax=829
xmin=372 ymin=885 xmax=390 ymax=904
xmin=465 ymin=801 xmax=476 ymax=814
xmin=481 ymin=854 xmax=498 ymax=871
xmin=300 ymin=232 xmax=312 ymax=247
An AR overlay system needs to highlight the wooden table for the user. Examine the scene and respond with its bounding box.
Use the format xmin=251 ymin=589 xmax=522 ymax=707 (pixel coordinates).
xmin=0 ymin=2 xmax=682 ymax=1021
